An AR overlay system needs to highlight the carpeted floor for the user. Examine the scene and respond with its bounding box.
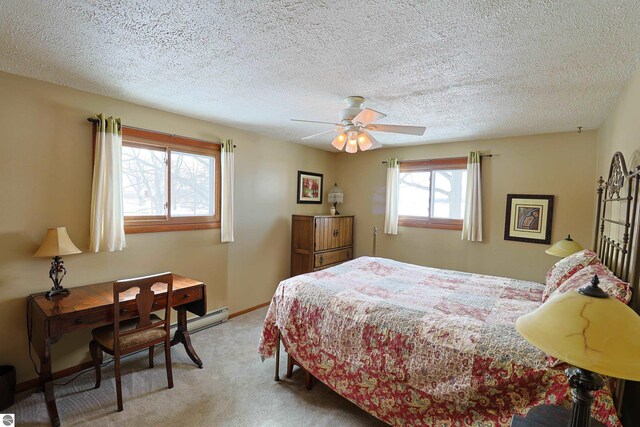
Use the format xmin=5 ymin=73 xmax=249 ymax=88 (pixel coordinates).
xmin=10 ymin=307 xmax=387 ymax=426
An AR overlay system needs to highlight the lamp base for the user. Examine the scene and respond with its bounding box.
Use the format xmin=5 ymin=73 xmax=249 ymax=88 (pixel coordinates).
xmin=566 ymin=367 xmax=605 ymax=427
xmin=46 ymin=287 xmax=70 ymax=299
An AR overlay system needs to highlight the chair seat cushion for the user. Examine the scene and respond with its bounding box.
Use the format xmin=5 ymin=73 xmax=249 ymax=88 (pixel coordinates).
xmin=92 ymin=314 xmax=167 ymax=351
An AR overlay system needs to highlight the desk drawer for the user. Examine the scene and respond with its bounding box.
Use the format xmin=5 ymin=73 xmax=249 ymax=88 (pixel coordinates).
xmin=52 ymin=288 xmax=203 ymax=335
xmin=172 ymin=286 xmax=203 ymax=307
xmin=55 ymin=309 xmax=112 ymax=335
xmin=314 ymin=248 xmax=352 ymax=268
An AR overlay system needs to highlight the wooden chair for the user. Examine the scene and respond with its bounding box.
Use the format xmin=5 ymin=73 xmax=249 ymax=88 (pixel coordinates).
xmin=89 ymin=272 xmax=174 ymax=412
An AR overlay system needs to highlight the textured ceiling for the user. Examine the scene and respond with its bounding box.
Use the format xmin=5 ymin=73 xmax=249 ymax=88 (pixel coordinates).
xmin=1 ymin=1 xmax=639 ymax=150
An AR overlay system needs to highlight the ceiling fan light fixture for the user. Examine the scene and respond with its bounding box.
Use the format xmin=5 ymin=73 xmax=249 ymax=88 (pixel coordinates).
xmin=345 ymin=137 xmax=358 ymax=154
xmin=293 ymin=96 xmax=426 ymax=152
xmin=331 ymin=132 xmax=347 ymax=150
xmin=357 ymin=133 xmax=372 ymax=151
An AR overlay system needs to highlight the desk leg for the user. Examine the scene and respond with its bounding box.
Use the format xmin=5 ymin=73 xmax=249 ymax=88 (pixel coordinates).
xmin=171 ymin=307 xmax=203 ymax=368
xmin=40 ymin=339 xmax=60 ymax=427
xmin=29 ymin=300 xmax=60 ymax=427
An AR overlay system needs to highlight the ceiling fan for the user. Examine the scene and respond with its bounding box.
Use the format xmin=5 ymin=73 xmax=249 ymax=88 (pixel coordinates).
xmin=291 ymin=96 xmax=426 ymax=153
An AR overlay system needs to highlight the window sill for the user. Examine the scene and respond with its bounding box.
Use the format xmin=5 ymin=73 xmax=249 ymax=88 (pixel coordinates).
xmin=398 ymin=217 xmax=463 ymax=230
xmin=125 ymin=221 xmax=220 ymax=234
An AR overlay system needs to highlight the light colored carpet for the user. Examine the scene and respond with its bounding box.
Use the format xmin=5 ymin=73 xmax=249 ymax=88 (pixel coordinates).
xmin=10 ymin=307 xmax=387 ymax=426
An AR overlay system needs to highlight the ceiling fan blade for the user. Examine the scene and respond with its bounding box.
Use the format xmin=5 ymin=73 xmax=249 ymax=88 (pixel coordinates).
xmin=291 ymin=119 xmax=341 ymax=126
xmin=353 ymin=108 xmax=387 ymax=125
xmin=363 ymin=131 xmax=382 ymax=149
xmin=365 ymin=124 xmax=426 ymax=136
xmin=301 ymin=130 xmax=338 ymax=140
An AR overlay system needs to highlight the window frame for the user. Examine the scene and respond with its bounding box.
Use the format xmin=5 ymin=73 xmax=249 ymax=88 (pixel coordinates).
xmin=120 ymin=127 xmax=221 ymax=234
xmin=398 ymin=156 xmax=467 ymax=230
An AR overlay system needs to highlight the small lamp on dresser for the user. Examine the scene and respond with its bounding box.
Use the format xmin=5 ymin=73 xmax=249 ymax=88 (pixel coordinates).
xmin=327 ymin=183 xmax=344 ymax=215
xmin=514 ymin=275 xmax=640 ymax=427
xmin=34 ymin=227 xmax=82 ymax=298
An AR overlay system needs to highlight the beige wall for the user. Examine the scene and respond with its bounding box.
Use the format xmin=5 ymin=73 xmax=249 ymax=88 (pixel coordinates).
xmin=0 ymin=72 xmax=335 ymax=382
xmin=597 ymin=66 xmax=640 ymax=174
xmin=334 ymin=132 xmax=598 ymax=282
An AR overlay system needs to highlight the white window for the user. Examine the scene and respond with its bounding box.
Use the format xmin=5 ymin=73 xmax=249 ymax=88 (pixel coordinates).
xmin=170 ymin=151 xmax=216 ymax=217
xmin=122 ymin=144 xmax=167 ymax=217
xmin=398 ymin=157 xmax=467 ymax=229
xmin=120 ymin=128 xmax=220 ymax=233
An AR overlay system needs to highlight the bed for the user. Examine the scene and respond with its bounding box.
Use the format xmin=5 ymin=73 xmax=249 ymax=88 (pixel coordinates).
xmin=258 ymin=152 xmax=640 ymax=427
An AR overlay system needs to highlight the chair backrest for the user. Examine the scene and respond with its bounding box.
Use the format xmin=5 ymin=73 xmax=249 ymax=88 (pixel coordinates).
xmin=112 ymin=272 xmax=173 ymax=352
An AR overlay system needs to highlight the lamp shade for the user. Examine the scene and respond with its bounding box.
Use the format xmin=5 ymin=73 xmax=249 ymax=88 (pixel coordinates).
xmin=545 ymin=235 xmax=584 ymax=257
xmin=516 ymin=285 xmax=640 ymax=381
xmin=331 ymin=133 xmax=347 ymax=151
xmin=34 ymin=227 xmax=82 ymax=257
xmin=327 ymin=183 xmax=344 ymax=204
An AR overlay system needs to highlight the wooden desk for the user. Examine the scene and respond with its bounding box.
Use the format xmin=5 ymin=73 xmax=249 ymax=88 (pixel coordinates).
xmin=27 ymin=274 xmax=207 ymax=427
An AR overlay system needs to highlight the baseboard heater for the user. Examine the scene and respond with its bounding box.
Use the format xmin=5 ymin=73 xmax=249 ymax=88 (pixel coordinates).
xmin=171 ymin=306 xmax=229 ymax=333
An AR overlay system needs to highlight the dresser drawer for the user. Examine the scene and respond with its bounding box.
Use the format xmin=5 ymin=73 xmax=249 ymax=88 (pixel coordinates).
xmin=315 ymin=248 xmax=352 ymax=268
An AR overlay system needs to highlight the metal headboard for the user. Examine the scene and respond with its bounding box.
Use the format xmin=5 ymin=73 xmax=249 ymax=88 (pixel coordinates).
xmin=593 ymin=152 xmax=640 ymax=416
xmin=594 ymin=152 xmax=640 ymax=314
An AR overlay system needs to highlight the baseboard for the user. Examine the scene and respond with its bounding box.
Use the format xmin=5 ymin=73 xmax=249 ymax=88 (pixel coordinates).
xmin=16 ymin=361 xmax=96 ymax=393
xmin=181 ymin=306 xmax=229 ymax=332
xmin=229 ymin=301 xmax=270 ymax=319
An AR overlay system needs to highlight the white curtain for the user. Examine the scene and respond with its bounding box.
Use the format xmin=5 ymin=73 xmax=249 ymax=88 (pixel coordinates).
xmin=221 ymin=139 xmax=234 ymax=242
xmin=384 ymin=158 xmax=400 ymax=235
xmin=462 ymin=151 xmax=483 ymax=242
xmin=90 ymin=114 xmax=126 ymax=252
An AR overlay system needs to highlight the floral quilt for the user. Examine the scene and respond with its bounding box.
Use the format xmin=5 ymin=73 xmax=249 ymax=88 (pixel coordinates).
xmin=258 ymin=257 xmax=620 ymax=426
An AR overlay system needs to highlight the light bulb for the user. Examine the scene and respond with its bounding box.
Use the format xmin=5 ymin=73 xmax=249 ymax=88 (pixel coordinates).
xmin=331 ymin=132 xmax=347 ymax=150
xmin=345 ymin=138 xmax=358 ymax=153
xmin=357 ymin=133 xmax=372 ymax=151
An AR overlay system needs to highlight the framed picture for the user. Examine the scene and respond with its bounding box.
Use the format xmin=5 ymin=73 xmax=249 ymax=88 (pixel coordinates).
xmin=297 ymin=171 xmax=323 ymax=204
xmin=504 ymin=194 xmax=554 ymax=244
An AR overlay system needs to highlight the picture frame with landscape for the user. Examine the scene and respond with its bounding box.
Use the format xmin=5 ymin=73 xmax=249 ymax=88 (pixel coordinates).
xmin=297 ymin=171 xmax=323 ymax=204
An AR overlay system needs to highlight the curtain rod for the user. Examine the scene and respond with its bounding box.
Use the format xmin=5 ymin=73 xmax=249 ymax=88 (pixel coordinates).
xmin=86 ymin=118 xmax=236 ymax=148
xmin=381 ymin=154 xmax=493 ymax=164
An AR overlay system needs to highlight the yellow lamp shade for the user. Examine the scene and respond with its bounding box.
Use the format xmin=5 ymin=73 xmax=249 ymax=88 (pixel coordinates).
xmin=34 ymin=227 xmax=82 ymax=257
xmin=545 ymin=234 xmax=584 ymax=257
xmin=516 ymin=286 xmax=640 ymax=381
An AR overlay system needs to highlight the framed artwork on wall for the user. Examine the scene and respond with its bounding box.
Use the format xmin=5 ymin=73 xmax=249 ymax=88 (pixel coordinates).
xmin=504 ymin=194 xmax=554 ymax=244
xmin=297 ymin=171 xmax=323 ymax=204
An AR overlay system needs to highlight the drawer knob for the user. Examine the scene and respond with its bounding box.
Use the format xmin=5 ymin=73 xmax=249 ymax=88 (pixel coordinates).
xmin=319 ymin=255 xmax=324 ymax=265
xmin=120 ymin=308 xmax=127 ymax=314
xmin=152 ymin=302 xmax=158 ymax=308
xmin=74 ymin=318 xmax=83 ymax=325
xmin=183 ymin=293 xmax=190 ymax=299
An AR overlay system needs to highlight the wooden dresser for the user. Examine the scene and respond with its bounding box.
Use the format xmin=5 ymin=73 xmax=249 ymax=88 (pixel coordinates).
xmin=290 ymin=214 xmax=354 ymax=276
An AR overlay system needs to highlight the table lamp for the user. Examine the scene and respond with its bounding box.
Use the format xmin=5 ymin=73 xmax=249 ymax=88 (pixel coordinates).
xmin=34 ymin=227 xmax=82 ymax=298
xmin=327 ymin=183 xmax=344 ymax=215
xmin=546 ymin=235 xmax=584 ymax=257
xmin=516 ymin=275 xmax=640 ymax=426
